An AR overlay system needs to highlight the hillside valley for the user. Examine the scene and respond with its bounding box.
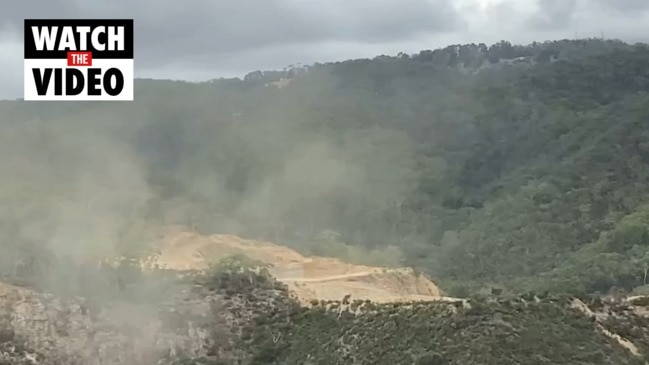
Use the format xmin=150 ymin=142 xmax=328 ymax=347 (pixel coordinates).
xmin=1 ymin=38 xmax=649 ymax=363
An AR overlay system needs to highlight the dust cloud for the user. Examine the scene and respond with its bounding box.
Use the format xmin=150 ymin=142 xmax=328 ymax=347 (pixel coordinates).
xmin=0 ymin=90 xmax=418 ymax=285
xmin=0 ymin=72 xmax=424 ymax=362
xmin=0 ymin=112 xmax=153 ymax=294
xmin=159 ymin=104 xmax=419 ymax=248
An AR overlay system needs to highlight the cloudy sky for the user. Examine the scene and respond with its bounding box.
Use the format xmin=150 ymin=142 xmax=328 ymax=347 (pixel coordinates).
xmin=1 ymin=0 xmax=649 ymax=99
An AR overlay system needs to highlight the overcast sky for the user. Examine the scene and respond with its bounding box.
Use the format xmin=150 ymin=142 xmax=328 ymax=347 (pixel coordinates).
xmin=1 ymin=0 xmax=649 ymax=99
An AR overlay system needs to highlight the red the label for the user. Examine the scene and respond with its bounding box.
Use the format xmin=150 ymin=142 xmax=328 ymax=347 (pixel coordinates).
xmin=67 ymin=51 xmax=92 ymax=66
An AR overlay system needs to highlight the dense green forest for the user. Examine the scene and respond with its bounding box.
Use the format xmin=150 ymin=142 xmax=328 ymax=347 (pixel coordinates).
xmin=1 ymin=38 xmax=649 ymax=297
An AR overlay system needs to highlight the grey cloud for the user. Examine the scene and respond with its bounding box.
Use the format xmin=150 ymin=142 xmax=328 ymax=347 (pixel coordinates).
xmin=484 ymin=0 xmax=520 ymax=22
xmin=528 ymin=0 xmax=578 ymax=30
xmin=593 ymin=0 xmax=649 ymax=15
xmin=0 ymin=0 xmax=75 ymax=27
xmin=1 ymin=0 xmax=462 ymax=69
xmin=525 ymin=0 xmax=649 ymax=32
xmin=0 ymin=39 xmax=22 ymax=99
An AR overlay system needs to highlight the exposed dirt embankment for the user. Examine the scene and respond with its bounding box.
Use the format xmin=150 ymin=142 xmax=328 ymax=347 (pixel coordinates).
xmin=152 ymin=229 xmax=451 ymax=304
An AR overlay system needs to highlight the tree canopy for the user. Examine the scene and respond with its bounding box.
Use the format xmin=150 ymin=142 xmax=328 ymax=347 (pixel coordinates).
xmin=1 ymin=38 xmax=648 ymax=296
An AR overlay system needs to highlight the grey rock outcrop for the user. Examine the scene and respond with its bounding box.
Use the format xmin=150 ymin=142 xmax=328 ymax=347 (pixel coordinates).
xmin=0 ymin=281 xmax=213 ymax=364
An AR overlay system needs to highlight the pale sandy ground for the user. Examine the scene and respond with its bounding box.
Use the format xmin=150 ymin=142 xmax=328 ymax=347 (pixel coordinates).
xmin=150 ymin=227 xmax=459 ymax=304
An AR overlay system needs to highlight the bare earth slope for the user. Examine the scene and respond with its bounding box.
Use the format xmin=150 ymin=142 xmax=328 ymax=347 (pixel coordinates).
xmin=152 ymin=228 xmax=448 ymax=304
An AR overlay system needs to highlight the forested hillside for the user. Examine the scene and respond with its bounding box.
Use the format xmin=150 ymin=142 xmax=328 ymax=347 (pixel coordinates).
xmin=1 ymin=38 xmax=648 ymax=297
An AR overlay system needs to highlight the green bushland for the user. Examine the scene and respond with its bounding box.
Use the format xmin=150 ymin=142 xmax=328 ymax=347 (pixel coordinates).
xmin=1 ymin=39 xmax=649 ymax=298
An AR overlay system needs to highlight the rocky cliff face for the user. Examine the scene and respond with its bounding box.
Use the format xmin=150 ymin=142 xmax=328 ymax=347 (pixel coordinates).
xmin=0 ymin=266 xmax=297 ymax=364
xmin=0 ymin=280 xmax=213 ymax=364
